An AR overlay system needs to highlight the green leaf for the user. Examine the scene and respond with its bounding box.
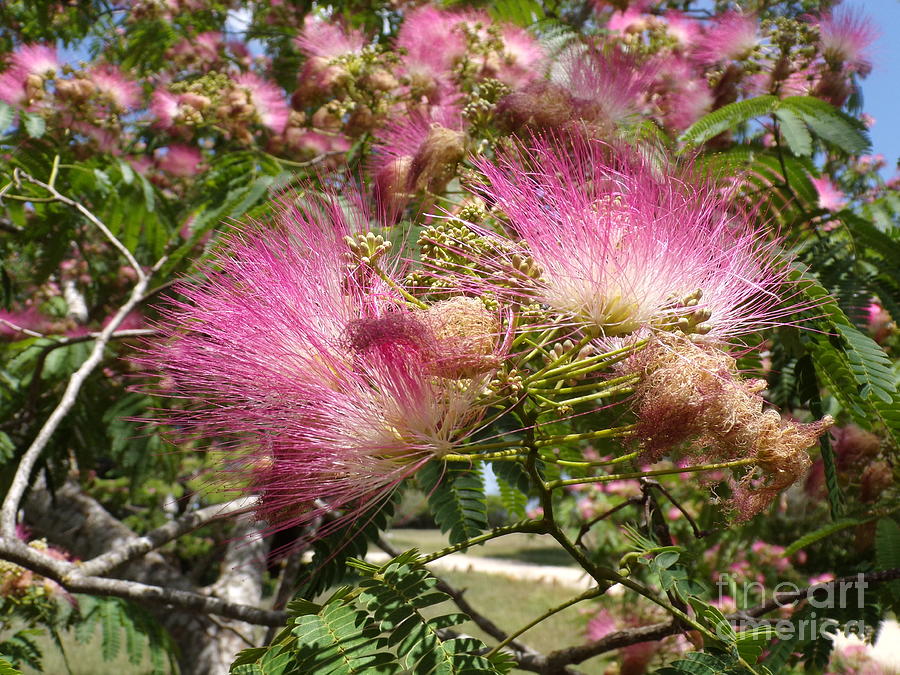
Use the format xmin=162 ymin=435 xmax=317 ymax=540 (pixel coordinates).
xmin=654 ymin=652 xmax=739 ymax=674
xmin=774 ymin=108 xmax=813 ymax=156
xmin=0 ymin=103 xmax=14 ymax=132
xmin=785 ymin=517 xmax=868 ymax=556
xmin=782 ymin=96 xmax=871 ymax=154
xmin=679 ymin=95 xmax=778 ymax=147
xmin=418 ymin=461 xmax=487 ymax=546
xmin=357 ymin=557 xmax=499 ymax=673
xmin=875 ymin=518 xmax=900 ymax=601
xmin=488 ymin=0 xmax=544 ymax=26
xmin=735 ymin=626 xmax=777 ymax=664
xmin=688 ymin=597 xmax=736 ymax=644
xmin=655 ymin=551 xmax=680 ymax=569
xmin=834 ymin=323 xmax=896 ymax=404
xmin=22 ymin=112 xmax=45 ymax=138
xmin=99 ymin=599 xmax=122 ymax=661
xmin=0 ymin=657 xmax=22 ymax=675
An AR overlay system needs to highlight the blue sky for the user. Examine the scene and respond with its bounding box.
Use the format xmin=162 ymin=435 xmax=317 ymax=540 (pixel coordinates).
xmin=860 ymin=0 xmax=900 ymax=175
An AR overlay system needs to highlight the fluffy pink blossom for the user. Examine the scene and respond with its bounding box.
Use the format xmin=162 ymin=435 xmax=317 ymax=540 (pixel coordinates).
xmin=606 ymin=2 xmax=652 ymax=34
xmin=662 ymin=11 xmax=700 ymax=48
xmin=396 ymin=6 xmax=468 ymax=101
xmin=295 ymin=15 xmax=366 ymax=60
xmin=554 ymin=47 xmax=655 ymax=128
xmin=493 ymin=25 xmax=545 ymax=89
xmin=233 ymin=72 xmax=289 ymax=134
xmin=0 ymin=44 xmax=59 ymax=106
xmin=472 ymin=134 xmax=810 ymax=341
xmin=140 ymin=188 xmax=497 ymax=537
xmin=819 ymin=6 xmax=878 ymax=75
xmin=150 ymin=90 xmax=181 ymax=128
xmin=694 ymin=11 xmax=759 ymax=64
xmin=294 ymin=15 xmax=367 ymax=97
xmin=156 ymin=144 xmax=204 ymax=177
xmin=8 ymin=44 xmax=59 ymax=77
xmin=89 ymin=65 xmax=141 ymax=111
xmin=370 ymin=103 xmax=465 ymax=215
xmin=653 ymin=57 xmax=712 ymax=130
xmin=811 ymin=175 xmax=847 ymax=211
xmin=0 ymin=71 xmax=26 ymax=106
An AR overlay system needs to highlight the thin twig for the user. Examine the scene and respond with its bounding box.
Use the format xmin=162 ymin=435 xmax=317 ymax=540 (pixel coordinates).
xmin=574 ymin=497 xmax=642 ymax=550
xmin=0 ymin=177 xmax=164 ymax=535
xmin=642 ymin=479 xmax=710 ymax=539
xmin=0 ymin=317 xmax=45 ymax=338
xmin=13 ymin=168 xmax=146 ymax=281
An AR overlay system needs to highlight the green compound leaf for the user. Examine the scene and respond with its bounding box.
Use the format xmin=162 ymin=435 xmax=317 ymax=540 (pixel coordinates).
xmin=418 ymin=460 xmax=488 ymax=546
xmin=292 ymin=602 xmax=398 ymax=675
xmin=653 ymin=651 xmax=742 ymax=674
xmin=679 ymin=95 xmax=779 ymax=147
xmin=782 ymin=96 xmax=871 ymax=154
xmin=785 ymin=517 xmax=869 ymax=556
xmin=356 ymin=558 xmax=502 ymax=674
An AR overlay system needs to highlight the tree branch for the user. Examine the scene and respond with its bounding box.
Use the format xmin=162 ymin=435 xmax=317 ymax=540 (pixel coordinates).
xmin=77 ymin=496 xmax=258 ymax=577
xmin=0 ymin=172 xmax=165 ymax=537
xmin=0 ymin=271 xmax=157 ymax=536
xmin=0 ymin=537 xmax=286 ymax=626
xmin=537 ymin=568 xmax=900 ymax=670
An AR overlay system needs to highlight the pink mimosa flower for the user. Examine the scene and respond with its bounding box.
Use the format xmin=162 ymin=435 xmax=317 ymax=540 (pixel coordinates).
xmin=493 ymin=25 xmax=545 ymax=89
xmin=295 ymin=15 xmax=366 ymax=60
xmin=151 ymin=89 xmax=184 ymax=128
xmin=472 ymin=134 xmax=811 ymax=341
xmin=156 ymin=144 xmax=204 ymax=177
xmin=662 ymin=11 xmax=700 ymax=48
xmin=694 ymin=11 xmax=759 ymax=64
xmin=819 ymin=6 xmax=878 ymax=75
xmin=233 ymin=72 xmax=289 ymax=133
xmin=0 ymin=70 xmax=26 ymax=106
xmin=810 ymin=175 xmax=847 ymax=211
xmin=9 ymin=44 xmax=59 ymax=77
xmin=0 ymin=44 xmax=59 ymax=106
xmin=140 ymin=188 xmax=499 ymax=537
xmin=607 ymin=2 xmax=651 ymax=34
xmin=89 ymin=65 xmax=141 ymax=111
xmin=294 ymin=16 xmax=367 ymax=97
xmin=396 ymin=6 xmax=468 ymax=100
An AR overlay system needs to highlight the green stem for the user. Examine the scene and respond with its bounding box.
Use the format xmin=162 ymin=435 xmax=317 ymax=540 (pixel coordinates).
xmin=48 ymin=154 xmax=60 ymax=188
xmin=417 ymin=520 xmax=546 ymax=564
xmin=487 ymin=586 xmax=605 ymax=658
xmin=551 ymin=377 xmax=638 ymax=407
xmin=527 ymin=339 xmax=648 ymax=384
xmin=546 ymin=457 xmax=758 ymax=490
xmin=525 ymin=332 xmax=593 ymax=380
xmin=517 ymin=326 xmax=561 ymax=362
xmin=528 ymin=379 xmax=611 ymax=395
xmin=610 ymin=571 xmax=717 ymax=641
xmin=372 ymin=266 xmax=427 ymax=309
xmin=550 ymin=452 xmax=637 ymax=469
xmin=534 ymin=425 xmax=636 ymax=447
xmin=441 ymin=448 xmax=525 ymax=462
